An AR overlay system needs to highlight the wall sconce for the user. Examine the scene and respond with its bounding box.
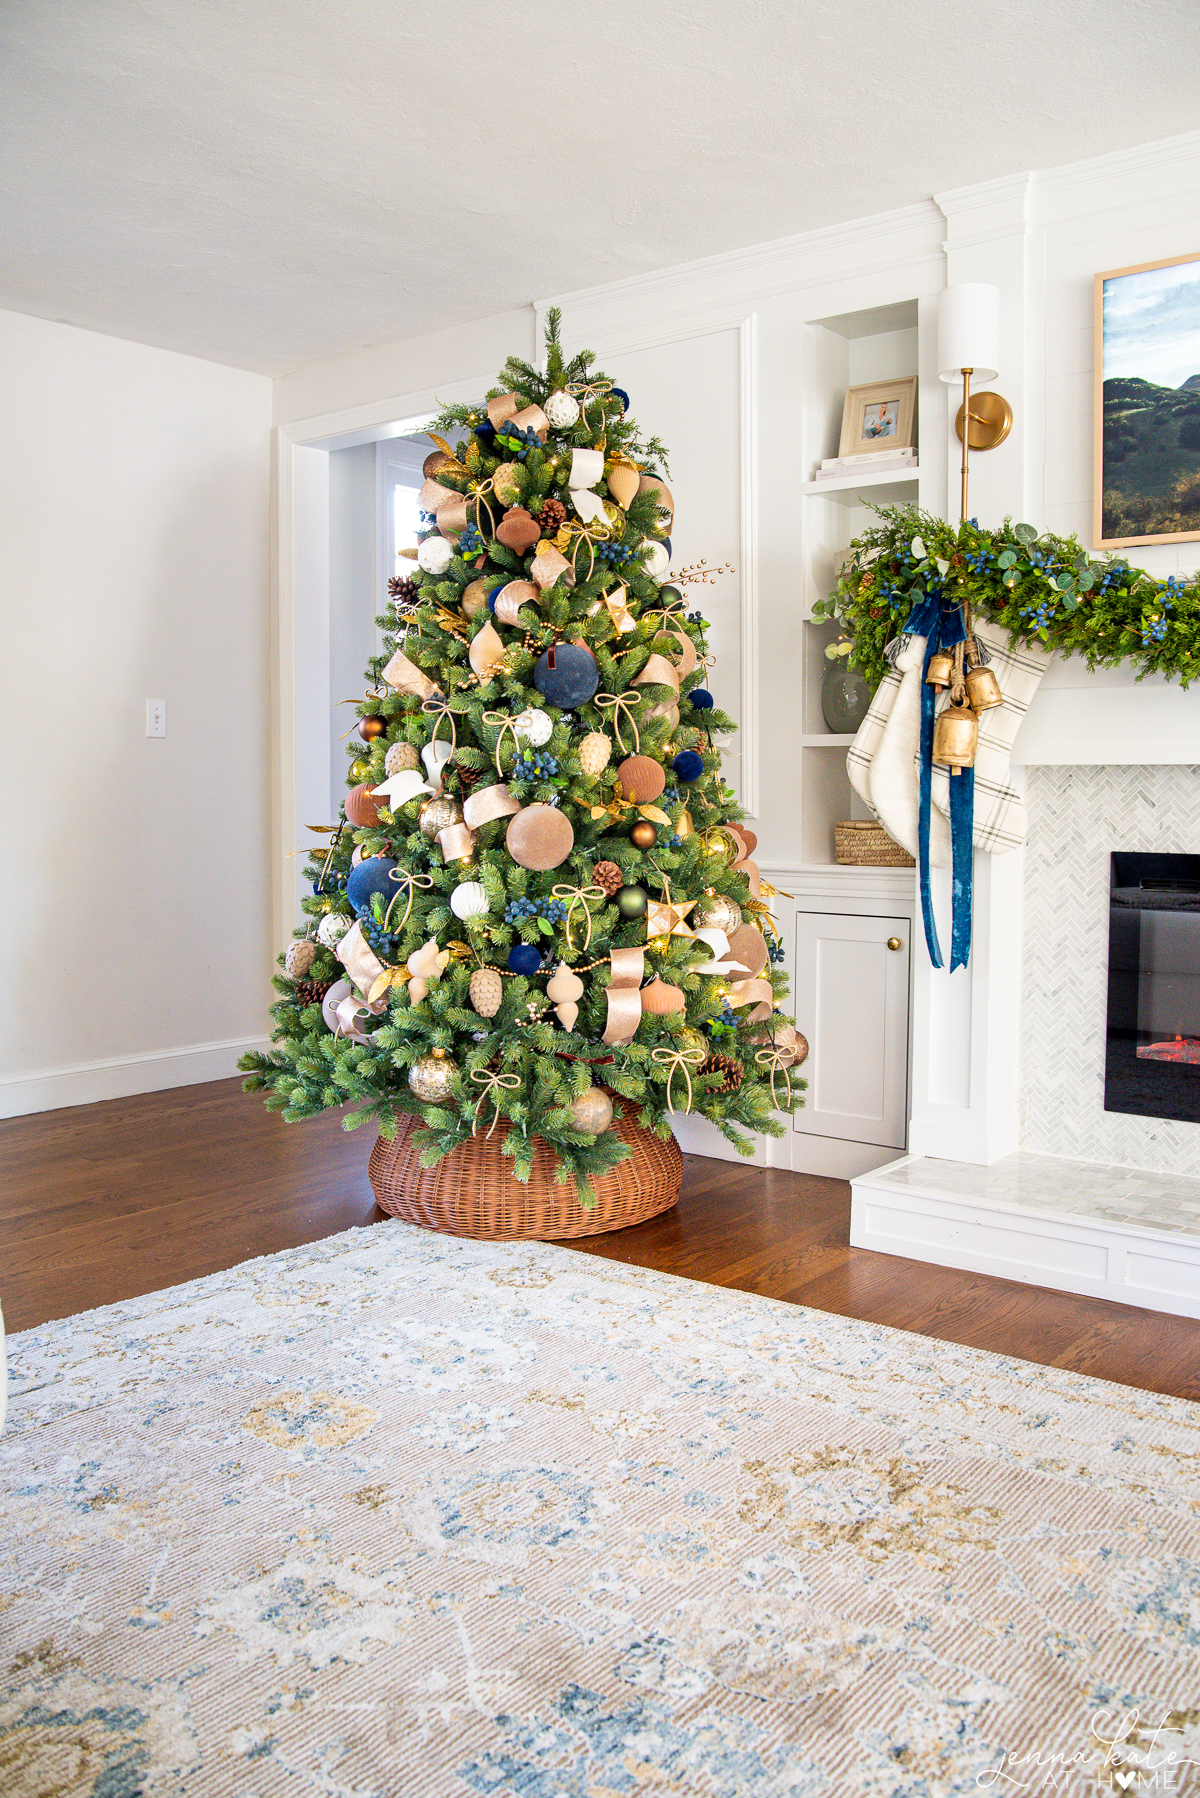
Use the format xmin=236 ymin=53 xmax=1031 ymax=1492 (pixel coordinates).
xmin=937 ymin=283 xmax=1012 ymax=520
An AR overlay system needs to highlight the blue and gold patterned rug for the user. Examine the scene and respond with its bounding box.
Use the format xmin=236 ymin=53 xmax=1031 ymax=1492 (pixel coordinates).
xmin=2 ymin=1222 xmax=1199 ymax=1796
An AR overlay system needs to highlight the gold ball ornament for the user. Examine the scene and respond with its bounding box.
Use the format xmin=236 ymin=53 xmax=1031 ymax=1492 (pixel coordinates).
xmin=384 ymin=741 xmax=420 ymax=777
xmin=703 ymin=827 xmax=740 ymax=865
xmin=468 ymin=966 xmax=503 ymax=1018
xmin=349 ymin=756 xmax=371 ymax=782
xmin=679 ymin=1026 xmax=708 ymax=1060
xmin=419 ymin=794 xmax=463 ymax=841
xmin=629 ymin=819 xmax=658 ymax=851
xmin=491 ymin=462 xmax=523 ymax=505
xmin=408 ymin=1049 xmax=458 ymax=1102
xmin=284 ymin=939 xmax=318 ymax=979
xmin=578 ymin=731 xmax=612 ymax=777
xmin=462 ymin=580 xmax=491 ymax=619
xmin=569 ymin=1086 xmax=614 ymax=1135
xmin=695 ymin=892 xmax=743 ymax=934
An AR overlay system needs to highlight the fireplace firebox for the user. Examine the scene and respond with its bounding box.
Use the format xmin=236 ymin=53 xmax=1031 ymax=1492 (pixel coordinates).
xmin=1105 ymin=852 xmax=1200 ymax=1125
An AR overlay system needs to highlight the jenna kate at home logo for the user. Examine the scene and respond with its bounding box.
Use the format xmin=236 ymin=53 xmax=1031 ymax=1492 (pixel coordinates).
xmin=976 ymin=1708 xmax=1200 ymax=1791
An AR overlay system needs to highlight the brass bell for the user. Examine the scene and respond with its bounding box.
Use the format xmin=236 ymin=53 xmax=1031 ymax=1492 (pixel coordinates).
xmin=925 ymin=650 xmax=954 ymax=689
xmin=932 ymin=695 xmax=979 ymax=774
xmin=965 ymin=663 xmax=1004 ymax=711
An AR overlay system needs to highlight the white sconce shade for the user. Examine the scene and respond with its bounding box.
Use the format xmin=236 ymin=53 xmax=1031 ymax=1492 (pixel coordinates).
xmin=937 ymin=283 xmax=1000 ymax=383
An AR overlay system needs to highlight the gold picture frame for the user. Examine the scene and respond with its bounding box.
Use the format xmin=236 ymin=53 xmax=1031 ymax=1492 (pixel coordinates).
xmin=838 ymin=378 xmax=917 ymax=458
xmin=1094 ymin=250 xmax=1200 ymax=548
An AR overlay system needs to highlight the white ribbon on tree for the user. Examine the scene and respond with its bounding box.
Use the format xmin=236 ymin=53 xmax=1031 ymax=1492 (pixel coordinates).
xmin=567 ymin=447 xmax=610 ymax=528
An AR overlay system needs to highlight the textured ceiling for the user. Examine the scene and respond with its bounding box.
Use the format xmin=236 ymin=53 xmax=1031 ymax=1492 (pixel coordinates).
xmin=2 ymin=0 xmax=1197 ymax=376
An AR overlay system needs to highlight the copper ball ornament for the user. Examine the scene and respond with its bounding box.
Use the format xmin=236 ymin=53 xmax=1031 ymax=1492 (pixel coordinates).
xmin=345 ymin=784 xmax=384 ymax=828
xmin=568 ymin=1086 xmax=613 ymax=1135
xmin=506 ymin=803 xmax=575 ymax=871
xmin=616 ymin=755 xmax=666 ymax=804
xmin=357 ymin=714 xmax=387 ymax=742
xmin=419 ymin=795 xmax=463 ymax=841
xmin=629 ymin=819 xmax=658 ymax=851
xmin=408 ymin=1049 xmax=458 ymax=1102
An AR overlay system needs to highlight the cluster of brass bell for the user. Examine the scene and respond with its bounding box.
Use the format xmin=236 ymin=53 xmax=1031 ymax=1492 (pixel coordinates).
xmin=927 ymin=637 xmax=1003 ymax=776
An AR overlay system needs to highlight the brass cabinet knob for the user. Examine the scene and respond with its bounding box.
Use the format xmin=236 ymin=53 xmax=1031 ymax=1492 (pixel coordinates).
xmin=887 ymin=936 xmax=903 ymax=951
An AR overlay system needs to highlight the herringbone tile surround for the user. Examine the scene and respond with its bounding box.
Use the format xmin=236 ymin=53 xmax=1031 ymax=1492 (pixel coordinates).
xmin=1022 ymin=764 xmax=1200 ymax=1173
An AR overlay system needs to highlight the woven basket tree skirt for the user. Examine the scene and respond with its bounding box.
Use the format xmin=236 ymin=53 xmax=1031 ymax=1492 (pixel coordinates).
xmin=368 ymin=1099 xmax=682 ymax=1240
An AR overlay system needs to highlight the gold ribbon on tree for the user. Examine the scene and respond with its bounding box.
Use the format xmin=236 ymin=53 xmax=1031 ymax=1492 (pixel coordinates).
xmin=482 ymin=710 xmax=523 ymax=777
xmin=551 ymin=883 xmax=606 ymax=952
xmin=755 ymin=1045 xmax=794 ymax=1110
xmin=382 ymin=866 xmax=435 ymax=932
xmin=602 ymin=945 xmax=645 ymax=1046
xmin=593 ymin=690 xmax=643 ymax=753
xmin=469 ymin=1067 xmax=522 ymax=1138
xmin=566 ymin=377 xmax=614 ymax=427
xmin=651 ymin=1043 xmax=707 ymax=1114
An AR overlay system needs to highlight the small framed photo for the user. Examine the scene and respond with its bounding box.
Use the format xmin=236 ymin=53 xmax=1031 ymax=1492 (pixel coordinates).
xmin=838 ymin=378 xmax=917 ymax=457
xmin=1094 ymin=250 xmax=1200 ymax=547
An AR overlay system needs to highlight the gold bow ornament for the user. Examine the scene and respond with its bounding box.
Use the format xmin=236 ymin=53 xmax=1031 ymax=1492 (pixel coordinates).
xmin=651 ymin=1043 xmax=707 ymax=1114
xmin=470 ymin=1067 xmax=523 ymax=1138
xmin=551 ymin=883 xmax=606 ymax=953
xmin=381 ymin=866 xmax=435 ymax=933
xmin=755 ymin=1045 xmax=796 ymax=1110
xmin=593 ymin=690 xmax=643 ymax=754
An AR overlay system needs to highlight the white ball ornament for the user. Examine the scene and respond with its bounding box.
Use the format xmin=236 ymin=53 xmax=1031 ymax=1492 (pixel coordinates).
xmin=449 ymin=881 xmax=490 ymax=920
xmin=641 ymin=541 xmax=671 ymax=578
xmin=544 ymin=389 xmax=580 ymax=429
xmin=317 ymin=913 xmax=352 ymax=951
xmin=418 ymin=536 xmax=454 ymax=576
xmin=514 ymin=707 xmax=553 ymax=747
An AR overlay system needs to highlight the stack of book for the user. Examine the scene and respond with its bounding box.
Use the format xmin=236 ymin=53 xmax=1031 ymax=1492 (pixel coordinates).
xmin=813 ymin=447 xmax=917 ymax=480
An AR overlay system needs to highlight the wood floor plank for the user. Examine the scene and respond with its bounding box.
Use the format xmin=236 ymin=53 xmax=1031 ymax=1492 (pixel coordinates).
xmin=1 ymin=1078 xmax=1196 ymax=1399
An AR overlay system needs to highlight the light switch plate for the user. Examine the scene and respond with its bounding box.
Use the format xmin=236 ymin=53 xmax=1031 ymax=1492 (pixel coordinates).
xmin=146 ymin=698 xmax=167 ymax=738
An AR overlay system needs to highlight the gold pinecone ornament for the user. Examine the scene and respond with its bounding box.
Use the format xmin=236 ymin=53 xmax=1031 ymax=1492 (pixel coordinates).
xmin=468 ymin=967 xmax=503 ymax=1018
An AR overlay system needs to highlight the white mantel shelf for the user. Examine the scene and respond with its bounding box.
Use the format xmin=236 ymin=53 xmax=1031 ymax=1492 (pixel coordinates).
xmin=851 ymin=1151 xmax=1200 ymax=1320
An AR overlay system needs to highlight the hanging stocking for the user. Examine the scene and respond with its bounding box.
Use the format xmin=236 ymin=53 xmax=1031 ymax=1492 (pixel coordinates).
xmin=867 ymin=635 xmax=952 ymax=867
xmin=928 ymin=619 xmax=1051 ymax=852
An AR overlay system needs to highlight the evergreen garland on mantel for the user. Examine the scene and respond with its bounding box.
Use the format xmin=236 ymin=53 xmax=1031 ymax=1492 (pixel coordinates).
xmin=814 ymin=504 xmax=1200 ymax=692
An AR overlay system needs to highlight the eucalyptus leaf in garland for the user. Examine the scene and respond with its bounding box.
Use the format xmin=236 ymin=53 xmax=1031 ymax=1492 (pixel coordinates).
xmin=814 ymin=504 xmax=1200 ymax=691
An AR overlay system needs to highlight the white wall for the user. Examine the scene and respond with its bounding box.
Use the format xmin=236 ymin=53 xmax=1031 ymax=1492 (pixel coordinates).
xmin=0 ymin=309 xmax=273 ymax=1115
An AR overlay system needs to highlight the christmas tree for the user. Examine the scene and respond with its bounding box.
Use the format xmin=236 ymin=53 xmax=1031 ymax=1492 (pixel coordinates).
xmin=242 ymin=312 xmax=806 ymax=1202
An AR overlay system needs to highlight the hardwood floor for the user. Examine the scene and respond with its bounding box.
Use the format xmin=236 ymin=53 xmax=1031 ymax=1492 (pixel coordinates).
xmin=1 ymin=1078 xmax=1196 ymax=1400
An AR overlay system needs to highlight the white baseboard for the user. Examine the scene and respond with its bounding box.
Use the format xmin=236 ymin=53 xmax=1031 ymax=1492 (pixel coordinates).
xmin=0 ymin=1036 xmax=273 ymax=1119
xmin=670 ymin=1113 xmax=906 ymax=1181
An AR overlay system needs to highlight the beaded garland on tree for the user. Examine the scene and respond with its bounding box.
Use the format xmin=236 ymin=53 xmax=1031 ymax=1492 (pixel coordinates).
xmin=242 ymin=309 xmax=805 ymax=1201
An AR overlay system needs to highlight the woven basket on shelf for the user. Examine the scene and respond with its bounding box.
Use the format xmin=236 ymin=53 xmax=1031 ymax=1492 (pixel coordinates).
xmin=368 ymin=1097 xmax=682 ymax=1240
xmin=834 ymin=820 xmax=915 ymax=868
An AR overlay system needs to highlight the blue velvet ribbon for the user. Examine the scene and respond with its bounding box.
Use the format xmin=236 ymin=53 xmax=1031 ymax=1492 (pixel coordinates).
xmin=901 ymin=590 xmax=973 ymax=971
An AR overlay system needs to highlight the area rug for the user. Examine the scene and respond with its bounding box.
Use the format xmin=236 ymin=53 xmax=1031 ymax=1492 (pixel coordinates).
xmin=2 ymin=1226 xmax=1200 ymax=1797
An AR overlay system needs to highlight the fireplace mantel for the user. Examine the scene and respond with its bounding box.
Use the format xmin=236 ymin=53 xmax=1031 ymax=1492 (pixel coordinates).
xmin=1012 ymin=657 xmax=1200 ymax=765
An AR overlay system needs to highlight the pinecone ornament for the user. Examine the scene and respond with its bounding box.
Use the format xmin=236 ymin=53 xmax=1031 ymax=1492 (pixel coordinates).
xmin=578 ymin=731 xmax=612 ymax=777
xmin=469 ymin=966 xmax=503 ymax=1018
xmin=284 ymin=939 xmax=318 ymax=980
xmin=592 ymin=860 xmax=623 ymax=898
xmin=389 ymin=575 xmax=419 ymax=606
xmin=536 ymin=497 xmax=568 ymax=535
xmin=294 ymin=977 xmax=335 ymax=1009
xmin=701 ymin=1053 xmax=744 ymax=1094
xmin=385 ymin=741 xmax=420 ymax=777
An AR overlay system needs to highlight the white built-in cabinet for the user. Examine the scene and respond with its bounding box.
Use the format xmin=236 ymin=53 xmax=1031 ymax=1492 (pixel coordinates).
xmin=793 ymin=910 xmax=910 ymax=1150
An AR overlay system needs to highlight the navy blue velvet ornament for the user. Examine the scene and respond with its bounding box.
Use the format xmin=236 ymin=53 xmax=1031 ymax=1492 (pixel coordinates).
xmin=486 ymin=584 xmax=505 ymax=613
xmin=672 ymin=750 xmax=705 ymax=782
xmin=612 ymin=387 xmax=631 ymax=414
xmin=689 ymin=689 xmax=714 ymax=711
xmin=347 ymin=855 xmax=399 ymax=917
xmin=533 ymin=643 xmax=599 ymax=708
xmin=507 ymin=943 xmax=542 ymax=976
xmin=474 ymin=419 xmax=496 ymax=445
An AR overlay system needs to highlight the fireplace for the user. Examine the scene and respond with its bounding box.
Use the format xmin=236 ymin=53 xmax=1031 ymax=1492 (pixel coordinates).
xmin=1105 ymin=851 xmax=1200 ymax=1125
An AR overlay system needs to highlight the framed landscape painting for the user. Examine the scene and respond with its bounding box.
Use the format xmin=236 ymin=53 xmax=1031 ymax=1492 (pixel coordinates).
xmin=1095 ymin=250 xmax=1200 ymax=547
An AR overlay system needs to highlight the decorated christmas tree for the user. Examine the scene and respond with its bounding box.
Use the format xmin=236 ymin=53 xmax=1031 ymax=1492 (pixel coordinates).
xmin=242 ymin=312 xmax=807 ymax=1212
